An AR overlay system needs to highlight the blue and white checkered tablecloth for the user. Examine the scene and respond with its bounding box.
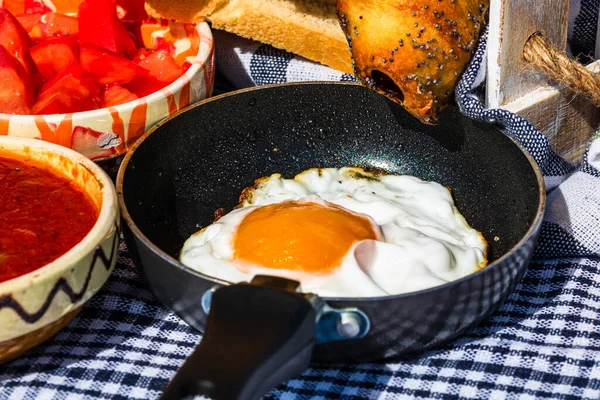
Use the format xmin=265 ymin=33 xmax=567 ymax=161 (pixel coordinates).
xmin=2 ymin=2 xmax=600 ymax=399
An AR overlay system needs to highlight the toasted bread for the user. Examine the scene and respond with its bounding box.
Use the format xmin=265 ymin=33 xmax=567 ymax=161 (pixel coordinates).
xmin=145 ymin=0 xmax=354 ymax=73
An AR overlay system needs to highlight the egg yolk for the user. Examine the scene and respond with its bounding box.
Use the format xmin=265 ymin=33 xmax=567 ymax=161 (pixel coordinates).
xmin=233 ymin=200 xmax=380 ymax=274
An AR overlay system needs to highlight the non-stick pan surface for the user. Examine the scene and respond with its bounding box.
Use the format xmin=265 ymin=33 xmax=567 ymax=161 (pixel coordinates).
xmin=117 ymin=82 xmax=544 ymax=398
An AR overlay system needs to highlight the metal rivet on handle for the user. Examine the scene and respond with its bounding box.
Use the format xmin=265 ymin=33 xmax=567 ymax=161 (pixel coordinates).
xmin=336 ymin=312 xmax=363 ymax=339
xmin=315 ymin=305 xmax=370 ymax=344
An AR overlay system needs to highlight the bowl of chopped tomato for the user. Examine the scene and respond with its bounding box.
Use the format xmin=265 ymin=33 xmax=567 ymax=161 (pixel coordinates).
xmin=0 ymin=0 xmax=214 ymax=161
xmin=0 ymin=135 xmax=119 ymax=364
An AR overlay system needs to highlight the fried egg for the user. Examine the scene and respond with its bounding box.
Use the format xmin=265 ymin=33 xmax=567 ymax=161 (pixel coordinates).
xmin=180 ymin=167 xmax=488 ymax=297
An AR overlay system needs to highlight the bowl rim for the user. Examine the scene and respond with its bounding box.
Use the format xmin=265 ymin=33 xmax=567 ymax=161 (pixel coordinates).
xmin=116 ymin=81 xmax=547 ymax=302
xmin=0 ymin=135 xmax=118 ymax=293
xmin=0 ymin=21 xmax=214 ymax=121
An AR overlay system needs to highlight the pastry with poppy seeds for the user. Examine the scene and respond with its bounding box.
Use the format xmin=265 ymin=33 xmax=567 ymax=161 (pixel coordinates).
xmin=337 ymin=0 xmax=489 ymax=124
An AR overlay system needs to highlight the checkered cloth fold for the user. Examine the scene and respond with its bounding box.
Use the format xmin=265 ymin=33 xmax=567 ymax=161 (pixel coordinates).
xmin=2 ymin=4 xmax=600 ymax=400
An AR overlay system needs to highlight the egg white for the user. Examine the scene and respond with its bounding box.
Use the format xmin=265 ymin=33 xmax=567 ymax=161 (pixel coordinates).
xmin=180 ymin=167 xmax=488 ymax=297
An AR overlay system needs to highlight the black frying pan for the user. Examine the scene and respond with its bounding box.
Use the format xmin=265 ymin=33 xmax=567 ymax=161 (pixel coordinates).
xmin=116 ymin=82 xmax=545 ymax=400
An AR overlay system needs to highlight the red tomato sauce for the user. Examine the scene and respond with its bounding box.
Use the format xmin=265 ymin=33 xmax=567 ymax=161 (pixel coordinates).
xmin=0 ymin=155 xmax=98 ymax=282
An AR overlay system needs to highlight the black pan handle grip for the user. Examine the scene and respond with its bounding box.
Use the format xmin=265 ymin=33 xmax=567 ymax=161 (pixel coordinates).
xmin=160 ymin=283 xmax=316 ymax=400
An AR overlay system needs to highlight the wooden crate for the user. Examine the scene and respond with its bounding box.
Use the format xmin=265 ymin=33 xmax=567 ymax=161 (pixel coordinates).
xmin=487 ymin=0 xmax=600 ymax=162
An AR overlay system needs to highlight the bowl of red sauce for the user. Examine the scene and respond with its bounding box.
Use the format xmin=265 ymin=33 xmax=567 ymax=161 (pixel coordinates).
xmin=0 ymin=0 xmax=214 ymax=163
xmin=0 ymin=135 xmax=118 ymax=364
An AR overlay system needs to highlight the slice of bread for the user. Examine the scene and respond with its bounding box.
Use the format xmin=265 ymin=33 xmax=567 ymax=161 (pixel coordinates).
xmin=144 ymin=0 xmax=353 ymax=73
xmin=144 ymin=0 xmax=221 ymax=23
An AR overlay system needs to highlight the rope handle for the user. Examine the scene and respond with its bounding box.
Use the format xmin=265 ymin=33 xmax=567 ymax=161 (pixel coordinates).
xmin=521 ymin=32 xmax=600 ymax=107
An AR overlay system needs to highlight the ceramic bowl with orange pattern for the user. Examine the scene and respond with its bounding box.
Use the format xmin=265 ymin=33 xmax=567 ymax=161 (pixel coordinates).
xmin=0 ymin=135 xmax=119 ymax=364
xmin=0 ymin=21 xmax=214 ymax=161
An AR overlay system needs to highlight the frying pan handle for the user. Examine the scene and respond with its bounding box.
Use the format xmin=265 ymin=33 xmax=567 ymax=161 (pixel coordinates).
xmin=159 ymin=283 xmax=316 ymax=400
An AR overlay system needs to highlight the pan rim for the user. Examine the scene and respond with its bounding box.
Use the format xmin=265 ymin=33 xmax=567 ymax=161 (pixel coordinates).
xmin=116 ymin=81 xmax=547 ymax=303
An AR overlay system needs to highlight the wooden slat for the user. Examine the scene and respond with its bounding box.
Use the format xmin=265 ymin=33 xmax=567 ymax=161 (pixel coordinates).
xmin=486 ymin=0 xmax=599 ymax=163
xmin=486 ymin=0 xmax=570 ymax=108
xmin=503 ymin=61 xmax=600 ymax=162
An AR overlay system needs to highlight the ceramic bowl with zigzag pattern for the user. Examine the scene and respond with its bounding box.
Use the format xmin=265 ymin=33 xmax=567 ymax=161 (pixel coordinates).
xmin=0 ymin=136 xmax=119 ymax=364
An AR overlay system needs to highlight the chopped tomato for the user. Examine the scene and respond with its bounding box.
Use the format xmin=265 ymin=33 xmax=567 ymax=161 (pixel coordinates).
xmin=1 ymin=4 xmax=192 ymax=115
xmin=15 ymin=12 xmax=41 ymax=32
xmin=0 ymin=7 xmax=36 ymax=73
xmin=131 ymin=47 xmax=153 ymax=63
xmin=101 ymin=84 xmax=137 ymax=107
xmin=80 ymin=43 xmax=147 ymax=85
xmin=137 ymin=49 xmax=182 ymax=84
xmin=2 ymin=0 xmax=25 ymax=15
xmin=78 ymin=0 xmax=136 ymax=57
xmin=32 ymin=87 xmax=98 ymax=114
xmin=53 ymin=0 xmax=81 ymax=14
xmin=19 ymin=12 xmax=78 ymax=39
xmin=44 ymin=12 xmax=78 ymax=36
xmin=44 ymin=0 xmax=81 ymax=14
xmin=154 ymin=36 xmax=175 ymax=55
xmin=38 ymin=65 xmax=99 ymax=98
xmin=24 ymin=0 xmax=52 ymax=14
xmin=0 ymin=45 xmax=33 ymax=114
xmin=123 ymin=74 xmax=164 ymax=98
xmin=116 ymin=0 xmax=147 ymax=21
xmin=30 ymin=35 xmax=78 ymax=81
xmin=32 ymin=91 xmax=76 ymax=114
xmin=124 ymin=48 xmax=182 ymax=97
xmin=33 ymin=65 xmax=100 ymax=114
